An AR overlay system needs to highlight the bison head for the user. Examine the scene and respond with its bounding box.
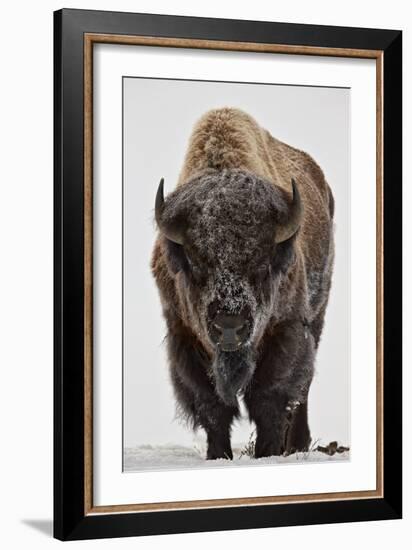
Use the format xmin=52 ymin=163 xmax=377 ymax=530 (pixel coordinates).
xmin=155 ymin=169 xmax=302 ymax=405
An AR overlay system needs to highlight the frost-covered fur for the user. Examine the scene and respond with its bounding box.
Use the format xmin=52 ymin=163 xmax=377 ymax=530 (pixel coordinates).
xmin=151 ymin=108 xmax=334 ymax=460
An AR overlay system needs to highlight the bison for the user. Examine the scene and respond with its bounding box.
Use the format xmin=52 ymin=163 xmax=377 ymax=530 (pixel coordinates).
xmin=151 ymin=107 xmax=334 ymax=460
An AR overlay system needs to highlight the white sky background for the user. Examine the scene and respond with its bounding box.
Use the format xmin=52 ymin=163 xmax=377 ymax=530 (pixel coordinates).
xmin=123 ymin=77 xmax=350 ymax=450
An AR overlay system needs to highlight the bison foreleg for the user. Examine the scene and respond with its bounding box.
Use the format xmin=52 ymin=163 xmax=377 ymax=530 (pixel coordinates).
xmin=283 ymin=399 xmax=311 ymax=455
xmin=247 ymin=394 xmax=311 ymax=458
xmin=194 ymin=395 xmax=238 ymax=460
xmin=167 ymin=329 xmax=239 ymax=460
xmin=244 ymin=389 xmax=288 ymax=458
xmin=244 ymin=321 xmax=315 ymax=458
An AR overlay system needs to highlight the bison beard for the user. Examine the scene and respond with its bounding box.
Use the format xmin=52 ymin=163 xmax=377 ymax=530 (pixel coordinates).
xmin=212 ymin=347 xmax=256 ymax=407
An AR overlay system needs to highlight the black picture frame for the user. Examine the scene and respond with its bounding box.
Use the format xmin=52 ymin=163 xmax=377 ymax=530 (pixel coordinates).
xmin=54 ymin=8 xmax=402 ymax=541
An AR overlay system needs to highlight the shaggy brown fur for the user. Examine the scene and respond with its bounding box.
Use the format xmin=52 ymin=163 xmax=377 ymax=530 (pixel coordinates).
xmin=177 ymin=107 xmax=334 ymax=300
xmin=151 ymin=107 xmax=334 ymax=459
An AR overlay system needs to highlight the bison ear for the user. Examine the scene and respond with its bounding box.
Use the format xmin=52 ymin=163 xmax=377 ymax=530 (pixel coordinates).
xmin=274 ymin=178 xmax=302 ymax=244
xmin=155 ymin=178 xmax=185 ymax=245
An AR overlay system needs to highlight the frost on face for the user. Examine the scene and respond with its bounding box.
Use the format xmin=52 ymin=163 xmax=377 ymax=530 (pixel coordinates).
xmin=213 ymin=269 xmax=257 ymax=316
xmin=162 ymin=168 xmax=292 ymax=346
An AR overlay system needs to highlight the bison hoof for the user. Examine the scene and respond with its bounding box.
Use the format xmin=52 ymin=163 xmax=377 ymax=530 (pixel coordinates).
xmin=206 ymin=447 xmax=233 ymax=460
xmin=254 ymin=439 xmax=282 ymax=459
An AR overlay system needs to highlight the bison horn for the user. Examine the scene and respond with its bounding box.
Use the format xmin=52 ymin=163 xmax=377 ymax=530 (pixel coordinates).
xmin=155 ymin=178 xmax=185 ymax=245
xmin=275 ymin=179 xmax=302 ymax=244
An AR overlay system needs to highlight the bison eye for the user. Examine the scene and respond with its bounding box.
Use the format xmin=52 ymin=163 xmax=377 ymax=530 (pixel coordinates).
xmin=254 ymin=263 xmax=270 ymax=283
xmin=188 ymin=261 xmax=204 ymax=282
xmin=165 ymin=240 xmax=189 ymax=275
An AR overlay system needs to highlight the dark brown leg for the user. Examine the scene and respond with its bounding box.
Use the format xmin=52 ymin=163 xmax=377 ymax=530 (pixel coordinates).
xmin=243 ymin=322 xmax=315 ymax=458
xmin=194 ymin=395 xmax=238 ymax=460
xmin=167 ymin=331 xmax=239 ymax=460
xmin=284 ymin=400 xmax=311 ymax=455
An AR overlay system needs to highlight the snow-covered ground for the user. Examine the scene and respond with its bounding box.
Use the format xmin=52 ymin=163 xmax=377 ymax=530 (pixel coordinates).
xmin=123 ymin=442 xmax=350 ymax=472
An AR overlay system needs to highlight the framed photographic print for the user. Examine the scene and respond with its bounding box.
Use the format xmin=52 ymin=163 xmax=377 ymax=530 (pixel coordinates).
xmin=54 ymin=8 xmax=402 ymax=541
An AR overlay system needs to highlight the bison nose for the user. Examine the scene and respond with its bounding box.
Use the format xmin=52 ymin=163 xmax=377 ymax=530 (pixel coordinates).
xmin=211 ymin=313 xmax=249 ymax=352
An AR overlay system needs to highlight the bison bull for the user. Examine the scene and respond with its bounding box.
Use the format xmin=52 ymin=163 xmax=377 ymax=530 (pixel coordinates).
xmin=151 ymin=108 xmax=334 ymax=459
